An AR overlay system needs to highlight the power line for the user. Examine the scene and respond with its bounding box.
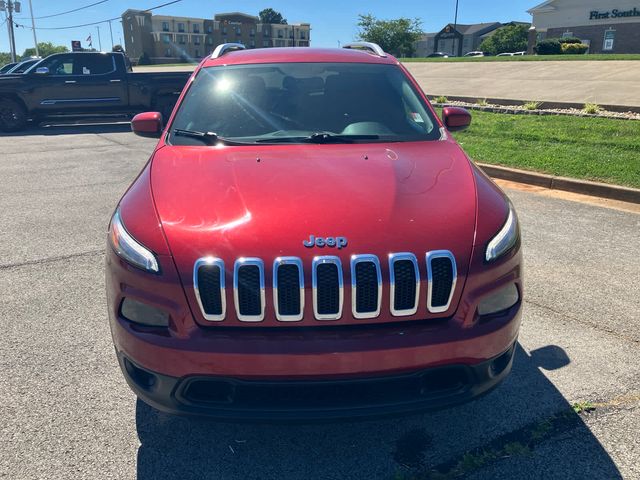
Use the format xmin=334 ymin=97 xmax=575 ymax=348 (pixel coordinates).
xmin=26 ymin=0 xmax=113 ymax=20
xmin=14 ymin=0 xmax=183 ymax=31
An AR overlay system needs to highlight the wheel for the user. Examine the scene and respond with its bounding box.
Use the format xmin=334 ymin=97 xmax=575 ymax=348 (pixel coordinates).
xmin=0 ymin=98 xmax=28 ymax=132
xmin=154 ymin=96 xmax=177 ymax=125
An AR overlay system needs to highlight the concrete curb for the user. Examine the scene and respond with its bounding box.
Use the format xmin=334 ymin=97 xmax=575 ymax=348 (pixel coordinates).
xmin=428 ymin=95 xmax=640 ymax=114
xmin=477 ymin=163 xmax=640 ymax=204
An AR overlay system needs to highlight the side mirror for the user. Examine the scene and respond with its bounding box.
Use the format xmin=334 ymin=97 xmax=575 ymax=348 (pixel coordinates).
xmin=131 ymin=112 xmax=163 ymax=138
xmin=34 ymin=67 xmax=49 ymax=75
xmin=442 ymin=106 xmax=472 ymax=132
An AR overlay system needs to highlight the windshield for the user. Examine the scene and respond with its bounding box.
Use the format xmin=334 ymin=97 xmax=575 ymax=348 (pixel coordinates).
xmin=169 ymin=62 xmax=441 ymax=145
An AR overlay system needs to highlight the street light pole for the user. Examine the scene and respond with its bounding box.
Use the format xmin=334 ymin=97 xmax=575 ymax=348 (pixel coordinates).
xmin=28 ymin=0 xmax=39 ymax=57
xmin=453 ymin=0 xmax=459 ymax=56
xmin=108 ymin=20 xmax=114 ymax=49
xmin=96 ymin=25 xmax=102 ymax=51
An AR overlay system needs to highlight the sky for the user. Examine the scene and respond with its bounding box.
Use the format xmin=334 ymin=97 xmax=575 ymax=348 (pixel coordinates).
xmin=2 ymin=0 xmax=536 ymax=55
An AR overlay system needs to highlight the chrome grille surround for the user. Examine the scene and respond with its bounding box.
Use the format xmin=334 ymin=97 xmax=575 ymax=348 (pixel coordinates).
xmin=312 ymin=256 xmax=344 ymax=320
xmin=193 ymin=257 xmax=226 ymax=321
xmin=350 ymin=254 xmax=382 ymax=319
xmin=272 ymin=256 xmax=305 ymax=322
xmin=425 ymin=250 xmax=457 ymax=313
xmin=233 ymin=257 xmax=266 ymax=322
xmin=388 ymin=252 xmax=420 ymax=316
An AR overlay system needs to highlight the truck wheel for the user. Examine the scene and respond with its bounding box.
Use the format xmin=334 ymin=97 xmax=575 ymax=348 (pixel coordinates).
xmin=0 ymin=98 xmax=28 ymax=132
xmin=155 ymin=96 xmax=176 ymax=125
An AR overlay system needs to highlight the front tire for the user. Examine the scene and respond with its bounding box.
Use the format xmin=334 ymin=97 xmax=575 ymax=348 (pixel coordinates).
xmin=0 ymin=98 xmax=28 ymax=132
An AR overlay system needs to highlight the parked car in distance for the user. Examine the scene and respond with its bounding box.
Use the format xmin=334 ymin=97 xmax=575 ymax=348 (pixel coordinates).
xmin=513 ymin=51 xmax=526 ymax=56
xmin=496 ymin=52 xmax=515 ymax=57
xmin=427 ymin=52 xmax=451 ymax=58
xmin=4 ymin=57 xmax=42 ymax=74
xmin=0 ymin=51 xmax=190 ymax=132
xmin=108 ymin=42 xmax=523 ymax=420
xmin=464 ymin=51 xmax=486 ymax=57
xmin=0 ymin=62 xmax=18 ymax=74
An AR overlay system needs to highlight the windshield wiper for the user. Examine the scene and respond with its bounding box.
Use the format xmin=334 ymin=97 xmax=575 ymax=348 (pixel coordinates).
xmin=255 ymin=133 xmax=380 ymax=144
xmin=172 ymin=128 xmax=253 ymax=146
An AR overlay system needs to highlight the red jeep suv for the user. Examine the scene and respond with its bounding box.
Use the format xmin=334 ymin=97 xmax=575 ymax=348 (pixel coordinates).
xmin=106 ymin=43 xmax=523 ymax=420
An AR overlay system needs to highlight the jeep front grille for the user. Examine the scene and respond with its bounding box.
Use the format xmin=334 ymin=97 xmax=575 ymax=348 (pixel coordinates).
xmin=426 ymin=251 xmax=457 ymax=313
xmin=193 ymin=251 xmax=457 ymax=323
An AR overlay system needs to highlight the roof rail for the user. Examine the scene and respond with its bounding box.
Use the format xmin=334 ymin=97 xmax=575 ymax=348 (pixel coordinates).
xmin=211 ymin=43 xmax=246 ymax=59
xmin=342 ymin=42 xmax=386 ymax=57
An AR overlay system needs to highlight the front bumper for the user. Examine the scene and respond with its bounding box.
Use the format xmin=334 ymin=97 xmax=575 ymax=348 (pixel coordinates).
xmin=119 ymin=340 xmax=516 ymax=421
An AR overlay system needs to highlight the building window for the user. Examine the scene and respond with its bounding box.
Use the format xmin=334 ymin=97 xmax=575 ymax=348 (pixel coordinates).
xmin=193 ymin=24 xmax=200 ymax=33
xmin=207 ymin=25 xmax=212 ymax=33
xmin=194 ymin=36 xmax=200 ymax=45
xmin=263 ymin=39 xmax=270 ymax=47
xmin=277 ymin=30 xmax=283 ymax=38
xmin=250 ymin=28 xmax=255 ymax=37
xmin=178 ymin=23 xmax=185 ymax=33
xmin=162 ymin=34 xmax=171 ymax=44
xmin=162 ymin=22 xmax=169 ymax=32
xmin=299 ymin=30 xmax=305 ymax=39
xmin=222 ymin=26 xmax=227 ymax=34
xmin=207 ymin=37 xmax=213 ymax=45
xmin=235 ymin=26 xmax=241 ymax=35
xmin=165 ymin=48 xmax=171 ymax=56
xmin=178 ymin=35 xmax=185 ymax=44
xmin=264 ymin=29 xmax=270 ymax=37
xmin=250 ymin=39 xmax=255 ymax=47
xmin=603 ymin=30 xmax=615 ymax=51
xmin=195 ymin=49 xmax=199 ymax=57
xmin=562 ymin=31 xmax=573 ymax=38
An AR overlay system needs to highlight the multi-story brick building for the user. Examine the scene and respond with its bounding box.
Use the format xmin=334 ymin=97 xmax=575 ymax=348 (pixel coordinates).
xmin=528 ymin=0 xmax=640 ymax=53
xmin=122 ymin=10 xmax=311 ymax=63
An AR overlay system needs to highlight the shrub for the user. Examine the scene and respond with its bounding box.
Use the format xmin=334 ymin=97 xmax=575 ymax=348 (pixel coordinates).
xmin=583 ymin=103 xmax=601 ymax=114
xmin=558 ymin=37 xmax=583 ymax=44
xmin=477 ymin=98 xmax=488 ymax=106
xmin=523 ymin=101 xmax=542 ymax=110
xmin=536 ymin=38 xmax=562 ymax=55
xmin=561 ymin=43 xmax=589 ymax=54
xmin=138 ymin=52 xmax=152 ymax=65
xmin=434 ymin=95 xmax=448 ymax=104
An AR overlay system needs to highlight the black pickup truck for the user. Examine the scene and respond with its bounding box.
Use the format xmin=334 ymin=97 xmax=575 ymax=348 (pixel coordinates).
xmin=0 ymin=52 xmax=190 ymax=131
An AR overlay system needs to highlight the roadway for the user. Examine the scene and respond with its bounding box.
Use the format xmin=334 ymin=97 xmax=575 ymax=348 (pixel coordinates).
xmin=0 ymin=125 xmax=638 ymax=479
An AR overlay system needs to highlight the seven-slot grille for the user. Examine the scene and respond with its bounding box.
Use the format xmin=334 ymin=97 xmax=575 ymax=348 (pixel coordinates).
xmin=193 ymin=251 xmax=457 ymax=322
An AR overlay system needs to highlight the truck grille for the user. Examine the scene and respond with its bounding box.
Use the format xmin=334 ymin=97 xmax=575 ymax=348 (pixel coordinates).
xmin=194 ymin=251 xmax=457 ymax=323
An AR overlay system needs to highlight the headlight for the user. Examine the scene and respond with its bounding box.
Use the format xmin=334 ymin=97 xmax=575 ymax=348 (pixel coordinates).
xmin=109 ymin=208 xmax=160 ymax=273
xmin=485 ymin=202 xmax=519 ymax=262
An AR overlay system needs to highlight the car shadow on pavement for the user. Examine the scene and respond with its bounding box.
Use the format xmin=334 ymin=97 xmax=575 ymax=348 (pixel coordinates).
xmin=135 ymin=344 xmax=622 ymax=480
xmin=0 ymin=122 xmax=132 ymax=137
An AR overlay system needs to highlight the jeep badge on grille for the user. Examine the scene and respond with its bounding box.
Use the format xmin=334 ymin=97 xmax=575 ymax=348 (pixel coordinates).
xmin=303 ymin=235 xmax=348 ymax=249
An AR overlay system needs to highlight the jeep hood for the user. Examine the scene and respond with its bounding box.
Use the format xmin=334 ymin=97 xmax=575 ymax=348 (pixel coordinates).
xmin=151 ymin=140 xmax=477 ymax=286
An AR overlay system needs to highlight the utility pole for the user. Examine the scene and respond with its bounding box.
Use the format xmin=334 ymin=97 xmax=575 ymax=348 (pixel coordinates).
xmin=96 ymin=25 xmax=102 ymax=51
xmin=452 ymin=0 xmax=459 ymax=56
xmin=6 ymin=0 xmax=17 ymax=62
xmin=108 ymin=20 xmax=114 ymax=49
xmin=28 ymin=0 xmax=38 ymax=56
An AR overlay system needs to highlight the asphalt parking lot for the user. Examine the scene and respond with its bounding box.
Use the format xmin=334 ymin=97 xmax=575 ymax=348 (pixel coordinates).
xmin=1 ymin=124 xmax=639 ymax=479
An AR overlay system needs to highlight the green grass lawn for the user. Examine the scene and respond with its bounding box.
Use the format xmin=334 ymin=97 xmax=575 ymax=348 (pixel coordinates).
xmin=441 ymin=110 xmax=640 ymax=188
xmin=403 ymin=54 xmax=640 ymax=62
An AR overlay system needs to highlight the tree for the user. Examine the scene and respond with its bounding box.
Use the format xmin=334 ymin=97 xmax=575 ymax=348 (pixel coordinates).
xmin=357 ymin=14 xmax=423 ymax=58
xmin=259 ymin=8 xmax=287 ymax=25
xmin=478 ymin=24 xmax=528 ymax=55
xmin=21 ymin=42 xmax=68 ymax=60
xmin=0 ymin=52 xmax=12 ymax=66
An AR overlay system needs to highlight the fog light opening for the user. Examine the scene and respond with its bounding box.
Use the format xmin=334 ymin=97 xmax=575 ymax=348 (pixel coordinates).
xmin=490 ymin=346 xmax=514 ymax=377
xmin=123 ymin=357 xmax=157 ymax=389
xmin=183 ymin=380 xmax=235 ymax=404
